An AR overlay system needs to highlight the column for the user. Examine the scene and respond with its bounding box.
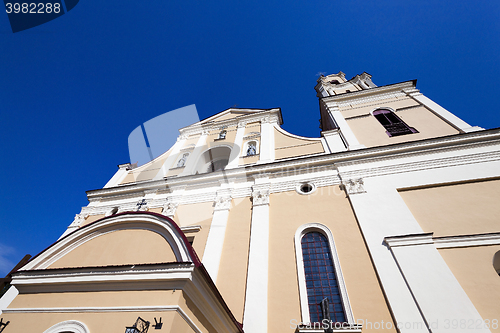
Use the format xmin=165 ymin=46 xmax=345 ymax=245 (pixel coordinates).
xmin=344 ymin=178 xmax=428 ymax=332
xmin=226 ymin=122 xmax=246 ymax=169
xmin=258 ymin=117 xmax=275 ymax=163
xmin=325 ymin=103 xmax=365 ymax=150
xmin=321 ymin=129 xmax=347 ymax=153
xmin=405 ymin=89 xmax=483 ymax=133
xmin=202 ymin=190 xmax=232 ymax=283
xmin=385 ymin=234 xmax=490 ymax=333
xmin=243 ymin=180 xmax=270 ymax=333
xmin=179 ymin=130 xmax=209 ymax=176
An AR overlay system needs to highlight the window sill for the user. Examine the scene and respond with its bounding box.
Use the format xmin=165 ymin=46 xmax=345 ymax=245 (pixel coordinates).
xmin=240 ymin=154 xmax=260 ymax=159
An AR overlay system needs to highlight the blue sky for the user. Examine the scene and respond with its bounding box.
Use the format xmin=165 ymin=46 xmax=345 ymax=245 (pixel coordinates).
xmin=0 ymin=1 xmax=499 ymax=275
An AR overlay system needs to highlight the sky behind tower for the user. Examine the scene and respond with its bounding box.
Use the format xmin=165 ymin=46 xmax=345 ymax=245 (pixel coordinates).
xmin=1 ymin=0 xmax=499 ymax=275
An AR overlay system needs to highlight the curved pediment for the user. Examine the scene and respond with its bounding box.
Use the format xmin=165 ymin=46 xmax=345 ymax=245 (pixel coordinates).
xmin=21 ymin=212 xmax=199 ymax=271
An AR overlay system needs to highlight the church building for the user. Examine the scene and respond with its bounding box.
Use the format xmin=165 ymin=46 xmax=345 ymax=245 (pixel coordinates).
xmin=1 ymin=72 xmax=499 ymax=333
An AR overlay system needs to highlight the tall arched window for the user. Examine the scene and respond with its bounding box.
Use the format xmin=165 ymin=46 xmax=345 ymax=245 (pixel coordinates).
xmin=373 ymin=109 xmax=417 ymax=137
xmin=302 ymin=232 xmax=345 ymax=323
xmin=295 ymin=224 xmax=354 ymax=324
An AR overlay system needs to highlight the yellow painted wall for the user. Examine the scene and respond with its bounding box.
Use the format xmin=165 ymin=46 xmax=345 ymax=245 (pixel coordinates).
xmin=244 ymin=122 xmax=260 ymax=135
xmin=208 ymin=126 xmax=237 ymax=148
xmin=9 ymin=289 xmax=181 ymax=309
xmin=6 ymin=287 xmax=231 ymax=332
xmin=274 ymin=128 xmax=324 ymax=160
xmin=2 ymin=311 xmax=189 ymax=333
xmin=339 ymin=96 xmax=417 ymax=119
xmin=134 ymin=154 xmax=171 ymax=182
xmin=348 ymin=106 xmax=459 ymax=148
xmin=438 ymin=245 xmax=500 ymax=332
xmin=268 ymin=186 xmax=395 ymax=332
xmin=216 ymin=197 xmax=252 ymax=321
xmin=173 ymin=202 xmax=214 ymax=258
xmin=399 ymin=179 xmax=500 ymax=237
xmin=240 ymin=154 xmax=259 ymax=165
xmin=5 ymin=290 xmax=200 ymax=333
xmin=182 ymin=134 xmax=201 ymax=147
xmin=81 ymin=214 xmax=105 ymax=227
xmin=49 ymin=229 xmax=177 ymax=269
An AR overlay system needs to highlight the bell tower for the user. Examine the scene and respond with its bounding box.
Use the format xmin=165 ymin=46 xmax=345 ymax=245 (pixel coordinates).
xmin=316 ymin=71 xmax=481 ymax=152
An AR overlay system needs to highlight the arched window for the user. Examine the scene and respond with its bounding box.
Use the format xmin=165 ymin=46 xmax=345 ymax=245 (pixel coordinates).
xmin=302 ymin=232 xmax=345 ymax=322
xmin=373 ymin=109 xmax=417 ymax=137
xmin=194 ymin=146 xmax=232 ymax=174
xmin=295 ymin=224 xmax=354 ymax=324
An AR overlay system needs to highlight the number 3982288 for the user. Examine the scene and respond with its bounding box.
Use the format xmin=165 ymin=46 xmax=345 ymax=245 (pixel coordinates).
xmin=5 ymin=3 xmax=61 ymax=14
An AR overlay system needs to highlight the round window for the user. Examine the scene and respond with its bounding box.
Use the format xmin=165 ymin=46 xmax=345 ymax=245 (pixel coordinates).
xmin=296 ymin=183 xmax=316 ymax=195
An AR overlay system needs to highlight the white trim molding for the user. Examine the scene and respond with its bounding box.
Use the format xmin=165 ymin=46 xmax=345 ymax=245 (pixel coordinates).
xmin=43 ymin=320 xmax=89 ymax=333
xmin=294 ymin=223 xmax=355 ymax=324
xmin=385 ymin=232 xmax=500 ymax=249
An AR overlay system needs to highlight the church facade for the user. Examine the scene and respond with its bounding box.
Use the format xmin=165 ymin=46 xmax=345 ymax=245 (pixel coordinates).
xmin=1 ymin=72 xmax=500 ymax=333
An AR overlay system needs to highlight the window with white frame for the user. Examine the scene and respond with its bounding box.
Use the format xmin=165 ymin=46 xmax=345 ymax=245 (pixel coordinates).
xmin=294 ymin=224 xmax=354 ymax=324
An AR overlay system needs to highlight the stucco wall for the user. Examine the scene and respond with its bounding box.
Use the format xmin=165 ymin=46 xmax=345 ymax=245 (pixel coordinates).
xmin=274 ymin=128 xmax=324 ymax=160
xmin=399 ymin=179 xmax=500 ymax=237
xmin=347 ymin=106 xmax=459 ymax=148
xmin=268 ymin=186 xmax=395 ymax=332
xmin=216 ymin=197 xmax=252 ymax=321
xmin=438 ymin=245 xmax=500 ymax=331
xmin=49 ymin=229 xmax=177 ymax=269
xmin=173 ymin=201 xmax=214 ymax=258
xmin=5 ymin=289 xmax=217 ymax=333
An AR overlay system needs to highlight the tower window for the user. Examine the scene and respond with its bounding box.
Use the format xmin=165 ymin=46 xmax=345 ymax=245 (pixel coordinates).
xmin=373 ymin=109 xmax=417 ymax=137
xmin=301 ymin=232 xmax=346 ymax=323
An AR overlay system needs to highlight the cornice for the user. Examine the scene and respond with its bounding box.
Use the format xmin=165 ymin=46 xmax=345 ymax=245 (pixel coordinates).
xmin=82 ymin=129 xmax=500 ymax=210
xmin=321 ymin=80 xmax=416 ymax=105
xmin=384 ymin=232 xmax=500 ymax=249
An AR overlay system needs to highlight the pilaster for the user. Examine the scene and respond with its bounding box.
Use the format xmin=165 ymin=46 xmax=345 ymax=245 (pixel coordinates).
xmin=226 ymin=122 xmax=246 ymax=169
xmin=404 ymin=88 xmax=483 ymax=133
xmin=179 ymin=130 xmax=209 ymax=176
xmin=324 ymin=102 xmax=365 ymax=150
xmin=243 ymin=178 xmax=271 ymax=333
xmin=258 ymin=117 xmax=276 ymax=163
xmin=202 ymin=188 xmax=232 ymax=283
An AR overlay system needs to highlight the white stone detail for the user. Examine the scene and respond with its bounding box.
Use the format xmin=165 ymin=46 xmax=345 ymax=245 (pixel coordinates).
xmin=343 ymin=178 xmax=366 ymax=195
xmin=251 ymin=189 xmax=269 ymax=206
xmin=162 ymin=202 xmax=178 ymax=218
xmin=213 ymin=196 xmax=232 ymax=211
